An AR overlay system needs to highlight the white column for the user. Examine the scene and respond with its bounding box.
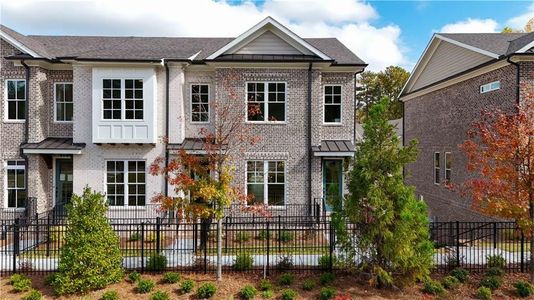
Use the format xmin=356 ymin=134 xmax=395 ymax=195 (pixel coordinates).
xmin=168 ymin=65 xmax=186 ymax=144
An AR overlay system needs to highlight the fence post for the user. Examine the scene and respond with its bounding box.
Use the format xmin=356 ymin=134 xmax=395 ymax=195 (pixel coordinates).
xmin=13 ymin=218 xmax=20 ymax=273
xmin=46 ymin=214 xmax=51 ymax=257
xmin=224 ymin=220 xmax=228 ymax=253
xmin=35 ymin=213 xmax=39 ymax=246
xmin=204 ymin=225 xmax=208 ymax=274
xmin=156 ymin=217 xmax=161 ymax=254
xmin=521 ymin=230 xmax=525 ymax=273
xmin=278 ymin=216 xmax=281 ymax=253
xmin=329 ymin=220 xmax=333 ymax=272
xmin=493 ymin=222 xmax=497 ymax=250
xmin=266 ymin=221 xmax=270 ymax=276
xmin=141 ymin=222 xmax=145 ymax=272
xmin=456 ymin=221 xmax=460 ymax=268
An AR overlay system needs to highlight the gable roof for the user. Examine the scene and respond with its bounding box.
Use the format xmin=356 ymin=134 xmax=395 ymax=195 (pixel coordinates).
xmin=439 ymin=33 xmax=526 ymax=56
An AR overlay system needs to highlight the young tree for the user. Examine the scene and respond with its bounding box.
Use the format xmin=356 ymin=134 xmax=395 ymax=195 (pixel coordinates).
xmin=53 ymin=187 xmax=123 ymax=295
xmin=150 ymin=71 xmax=262 ymax=281
xmin=332 ymin=97 xmax=433 ymax=287
xmin=460 ymin=95 xmax=534 ymax=281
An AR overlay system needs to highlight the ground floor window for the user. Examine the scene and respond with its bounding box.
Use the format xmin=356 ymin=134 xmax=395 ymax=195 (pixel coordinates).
xmin=246 ymin=160 xmax=285 ymax=206
xmin=106 ymin=160 xmax=146 ymax=206
xmin=6 ymin=160 xmax=26 ymax=208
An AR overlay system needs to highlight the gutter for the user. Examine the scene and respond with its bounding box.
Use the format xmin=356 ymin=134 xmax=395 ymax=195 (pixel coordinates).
xmin=506 ymin=56 xmax=521 ymax=105
xmin=353 ymin=69 xmax=364 ymax=144
xmin=307 ymin=62 xmax=313 ymax=214
xmin=20 ymin=60 xmax=30 ymax=212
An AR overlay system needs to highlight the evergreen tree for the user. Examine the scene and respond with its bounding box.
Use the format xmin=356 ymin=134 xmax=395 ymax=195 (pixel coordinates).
xmin=332 ymin=98 xmax=433 ymax=287
xmin=53 ymin=187 xmax=123 ymax=295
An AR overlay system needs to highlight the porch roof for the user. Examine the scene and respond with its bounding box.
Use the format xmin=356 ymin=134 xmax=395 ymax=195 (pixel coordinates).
xmin=21 ymin=138 xmax=85 ymax=155
xmin=312 ymin=140 xmax=355 ymax=157
xmin=167 ymin=138 xmax=227 ymax=154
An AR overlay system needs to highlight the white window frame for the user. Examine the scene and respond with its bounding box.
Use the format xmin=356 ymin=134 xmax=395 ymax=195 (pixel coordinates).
xmin=246 ymin=160 xmax=286 ymax=207
xmin=445 ymin=152 xmax=452 ymax=184
xmin=434 ymin=152 xmax=440 ymax=185
xmin=245 ymin=81 xmax=287 ymax=123
xmin=4 ymin=160 xmax=26 ymax=209
xmin=54 ymin=82 xmax=74 ymax=123
xmin=480 ymin=81 xmax=500 ymax=94
xmin=5 ymin=79 xmax=26 ymax=122
xmin=190 ymin=84 xmax=210 ymax=124
xmin=101 ymin=78 xmax=144 ymax=121
xmin=323 ymin=84 xmax=342 ymax=124
xmin=104 ymin=160 xmax=146 ymax=208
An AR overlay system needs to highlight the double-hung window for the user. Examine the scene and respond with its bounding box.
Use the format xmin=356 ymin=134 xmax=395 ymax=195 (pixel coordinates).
xmin=102 ymin=79 xmax=143 ymax=120
xmin=324 ymin=85 xmax=342 ymax=123
xmin=191 ymin=84 xmax=209 ymax=123
xmin=6 ymin=161 xmax=26 ymax=208
xmin=55 ymin=83 xmax=73 ymax=122
xmin=434 ymin=152 xmax=440 ymax=185
xmin=106 ymin=160 xmax=146 ymax=207
xmin=445 ymin=152 xmax=452 ymax=184
xmin=6 ymin=79 xmax=26 ymax=121
xmin=247 ymin=82 xmax=286 ymax=122
xmin=246 ymin=160 xmax=285 ymax=206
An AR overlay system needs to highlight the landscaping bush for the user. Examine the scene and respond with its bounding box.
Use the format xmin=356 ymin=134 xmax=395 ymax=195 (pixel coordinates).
xmin=278 ymin=273 xmax=295 ymax=286
xmin=101 ymin=290 xmax=119 ymax=300
xmin=233 ymin=253 xmax=253 ymax=271
xmin=476 ymin=286 xmax=492 ymax=300
xmin=480 ymin=276 xmax=502 ymax=290
xmin=235 ymin=232 xmax=251 ymax=243
xmin=318 ymin=254 xmax=336 ymax=270
xmin=128 ymin=271 xmax=141 ymax=283
xmin=45 ymin=273 xmax=56 ymax=286
xmin=320 ymin=287 xmax=337 ymax=300
xmin=256 ymin=229 xmax=271 ymax=240
xmin=13 ymin=277 xmax=32 ymax=292
xmin=441 ymin=276 xmax=460 ymax=290
xmin=276 ymin=254 xmax=293 ymax=270
xmin=514 ymin=280 xmax=534 ymax=297
xmin=422 ymin=279 xmax=445 ymax=296
xmin=128 ymin=232 xmax=141 ymax=241
xmin=10 ymin=274 xmax=27 ymax=285
xmin=162 ymin=271 xmax=181 ymax=284
xmin=147 ymin=253 xmax=167 ymax=271
xmin=150 ymin=290 xmax=169 ymax=300
xmin=137 ymin=279 xmax=156 ymax=294
xmin=281 ymin=289 xmax=298 ymax=300
xmin=22 ymin=289 xmax=43 ymax=300
xmin=259 ymin=279 xmax=272 ymax=291
xmin=180 ymin=279 xmax=195 ymax=294
xmin=486 ymin=254 xmax=506 ymax=269
xmin=485 ymin=267 xmax=504 ymax=278
xmin=375 ymin=266 xmax=393 ymax=288
xmin=197 ymin=282 xmax=217 ymax=299
xmin=302 ymin=279 xmax=316 ymax=291
xmin=261 ymin=290 xmax=274 ymax=299
xmin=320 ymin=272 xmax=335 ymax=285
xmin=239 ymin=284 xmax=257 ymax=300
xmin=278 ymin=230 xmax=294 ymax=242
xmin=450 ymin=268 xmax=469 ymax=283
xmin=52 ymin=188 xmax=123 ymax=295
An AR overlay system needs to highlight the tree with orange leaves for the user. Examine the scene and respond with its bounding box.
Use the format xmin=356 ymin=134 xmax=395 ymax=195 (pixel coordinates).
xmin=460 ymin=95 xmax=534 ymax=281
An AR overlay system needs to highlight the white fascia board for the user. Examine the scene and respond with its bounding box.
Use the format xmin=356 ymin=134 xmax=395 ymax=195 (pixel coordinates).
xmin=0 ymin=30 xmax=41 ymax=58
xmin=435 ymin=34 xmax=500 ymax=59
xmin=313 ymin=152 xmax=354 ymax=157
xmin=516 ymin=41 xmax=534 ymax=53
xmin=400 ymin=35 xmax=440 ymax=97
xmin=206 ymin=16 xmax=331 ymax=60
xmin=22 ymin=149 xmax=83 ymax=155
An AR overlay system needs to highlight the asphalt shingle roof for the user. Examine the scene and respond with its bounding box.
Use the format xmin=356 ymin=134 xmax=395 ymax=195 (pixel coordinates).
xmin=438 ymin=32 xmax=531 ymax=56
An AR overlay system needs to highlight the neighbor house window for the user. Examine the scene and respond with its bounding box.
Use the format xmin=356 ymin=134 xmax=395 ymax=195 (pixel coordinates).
xmin=6 ymin=79 xmax=26 ymax=121
xmin=106 ymin=160 xmax=146 ymax=206
xmin=324 ymin=85 xmax=342 ymax=123
xmin=6 ymin=160 xmax=25 ymax=208
xmin=247 ymin=82 xmax=286 ymax=122
xmin=434 ymin=152 xmax=440 ymax=185
xmin=247 ymin=160 xmax=285 ymax=206
xmin=102 ymin=79 xmax=143 ymax=120
xmin=480 ymin=81 xmax=500 ymax=93
xmin=191 ymin=84 xmax=209 ymax=123
xmin=55 ymin=83 xmax=73 ymax=122
xmin=445 ymin=152 xmax=452 ymax=184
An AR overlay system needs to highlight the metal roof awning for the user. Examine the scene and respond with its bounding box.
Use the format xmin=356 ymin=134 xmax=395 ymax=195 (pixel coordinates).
xmin=312 ymin=140 xmax=355 ymax=157
xmin=21 ymin=138 xmax=85 ymax=155
xmin=167 ymin=138 xmax=227 ymax=154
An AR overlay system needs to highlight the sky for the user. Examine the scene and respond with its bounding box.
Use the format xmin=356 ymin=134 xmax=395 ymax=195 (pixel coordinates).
xmin=0 ymin=0 xmax=533 ymax=71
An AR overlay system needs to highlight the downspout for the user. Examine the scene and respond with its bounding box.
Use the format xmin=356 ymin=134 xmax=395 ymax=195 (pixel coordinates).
xmin=507 ymin=56 xmax=521 ymax=105
xmin=353 ymin=70 xmax=364 ymax=145
xmin=20 ymin=60 xmax=30 ymax=212
xmin=307 ymin=63 xmax=313 ymax=215
xmin=163 ymin=59 xmax=170 ymax=198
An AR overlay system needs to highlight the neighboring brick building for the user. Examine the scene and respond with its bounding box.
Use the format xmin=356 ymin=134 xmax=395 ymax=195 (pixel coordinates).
xmin=401 ymin=32 xmax=534 ymax=221
xmin=0 ymin=17 xmax=366 ymax=218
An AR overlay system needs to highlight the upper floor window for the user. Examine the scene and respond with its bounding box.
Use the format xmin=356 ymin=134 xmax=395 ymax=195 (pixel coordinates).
xmin=480 ymin=81 xmax=500 ymax=94
xmin=247 ymin=82 xmax=286 ymax=122
xmin=191 ymin=84 xmax=209 ymax=123
xmin=102 ymin=79 xmax=143 ymax=120
xmin=6 ymin=160 xmax=25 ymax=208
xmin=246 ymin=160 xmax=285 ymax=206
xmin=6 ymin=79 xmax=26 ymax=121
xmin=324 ymin=85 xmax=342 ymax=123
xmin=106 ymin=160 xmax=146 ymax=207
xmin=55 ymin=83 xmax=73 ymax=122
xmin=445 ymin=152 xmax=452 ymax=184
xmin=434 ymin=152 xmax=440 ymax=185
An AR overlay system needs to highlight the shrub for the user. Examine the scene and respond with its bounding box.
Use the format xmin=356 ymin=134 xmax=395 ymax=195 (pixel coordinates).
xmin=45 ymin=273 xmax=56 ymax=286
xmin=147 ymin=253 xmax=167 ymax=271
xmin=137 ymin=279 xmax=156 ymax=294
xmin=101 ymin=290 xmax=119 ymax=300
xmin=281 ymin=289 xmax=298 ymax=300
xmin=239 ymin=284 xmax=257 ymax=300
xmin=301 ymin=279 xmax=316 ymax=291
xmin=441 ymin=276 xmax=460 ymax=290
xmin=197 ymin=282 xmax=217 ymax=299
xmin=180 ymin=279 xmax=195 ymax=294
xmin=374 ymin=267 xmax=393 ymax=288
xmin=476 ymin=286 xmax=492 ymax=300
xmin=162 ymin=272 xmax=181 ymax=284
xmin=515 ymin=281 xmax=534 ymax=297
xmin=256 ymin=229 xmax=271 ymax=240
xmin=262 ymin=290 xmax=273 ymax=299
xmin=422 ymin=279 xmax=445 ymax=296
xmin=259 ymin=279 xmax=272 ymax=291
xmin=319 ymin=287 xmax=337 ymax=300
xmin=485 ymin=267 xmax=504 ymax=278
xmin=486 ymin=254 xmax=506 ymax=269
xmin=129 ymin=232 xmax=141 ymax=241
xmin=320 ymin=273 xmax=335 ymax=285
xmin=10 ymin=273 xmax=27 ymax=285
xmin=480 ymin=276 xmax=502 ymax=290
xmin=150 ymin=290 xmax=169 ymax=300
xmin=278 ymin=273 xmax=294 ymax=286
xmin=278 ymin=230 xmax=294 ymax=242
xmin=276 ymin=255 xmax=293 ymax=270
xmin=128 ymin=271 xmax=141 ymax=283
xmin=318 ymin=255 xmax=336 ymax=270
xmin=235 ymin=232 xmax=251 ymax=243
xmin=13 ymin=277 xmax=32 ymax=292
xmin=22 ymin=289 xmax=43 ymax=300
xmin=49 ymin=225 xmax=66 ymax=242
xmin=233 ymin=253 xmax=254 ymax=271
xmin=52 ymin=188 xmax=123 ymax=295
xmin=450 ymin=268 xmax=469 ymax=283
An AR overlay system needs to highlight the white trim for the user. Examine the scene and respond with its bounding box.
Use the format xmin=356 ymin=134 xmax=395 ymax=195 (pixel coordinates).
xmin=321 ymin=158 xmax=345 ymax=210
xmin=435 ymin=34 xmax=500 ymax=59
xmin=0 ymin=30 xmax=41 ymax=57
xmin=245 ymin=160 xmax=287 ymax=207
xmin=479 ymin=80 xmax=501 ymax=94
xmin=22 ymin=148 xmax=82 ymax=155
xmin=245 ymin=81 xmax=287 ymax=123
xmin=515 ymin=40 xmax=534 ymax=53
xmin=314 ymin=152 xmax=354 ymax=157
xmin=54 ymin=82 xmax=74 ymax=123
xmin=190 ymin=83 xmax=210 ymax=124
xmin=4 ymin=79 xmax=26 ymax=122
xmin=323 ymin=84 xmax=342 ymax=125
xmin=433 ymin=152 xmax=440 ymax=185
xmin=104 ymin=159 xmax=147 ymax=208
xmin=4 ymin=160 xmax=26 ymax=209
xmin=206 ymin=17 xmax=331 ymax=60
xmin=444 ymin=152 xmax=452 ymax=184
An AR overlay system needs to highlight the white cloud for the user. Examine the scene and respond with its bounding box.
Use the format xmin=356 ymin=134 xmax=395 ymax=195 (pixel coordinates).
xmin=439 ymin=18 xmax=499 ymax=33
xmin=0 ymin=0 xmax=408 ymax=71
xmin=506 ymin=2 xmax=534 ymax=30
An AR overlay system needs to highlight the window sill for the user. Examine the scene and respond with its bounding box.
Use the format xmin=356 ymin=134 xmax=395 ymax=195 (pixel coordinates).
xmin=54 ymin=121 xmax=74 ymax=124
xmin=191 ymin=121 xmax=210 ymax=125
xmin=108 ymin=206 xmax=147 ymax=210
xmin=323 ymin=123 xmax=343 ymax=126
xmin=245 ymin=121 xmax=287 ymax=125
xmin=2 ymin=208 xmax=25 ymax=212
xmin=3 ymin=120 xmax=26 ymax=124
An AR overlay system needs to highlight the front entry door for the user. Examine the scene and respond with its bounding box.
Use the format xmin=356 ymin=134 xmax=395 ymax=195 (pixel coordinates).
xmin=323 ymin=159 xmax=343 ymax=213
xmin=55 ymin=158 xmax=73 ymax=208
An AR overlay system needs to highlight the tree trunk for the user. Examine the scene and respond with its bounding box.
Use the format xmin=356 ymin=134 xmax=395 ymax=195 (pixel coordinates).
xmin=216 ymin=217 xmax=223 ymax=281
